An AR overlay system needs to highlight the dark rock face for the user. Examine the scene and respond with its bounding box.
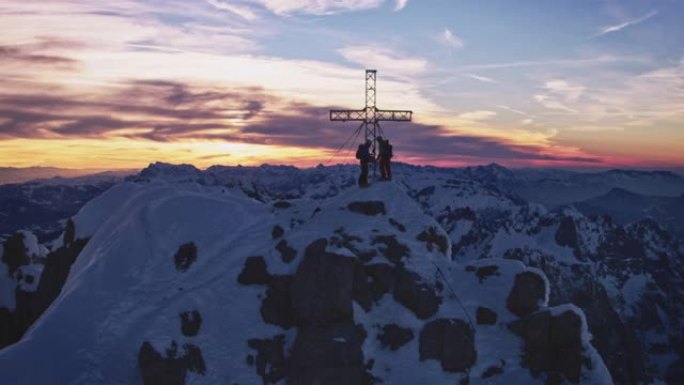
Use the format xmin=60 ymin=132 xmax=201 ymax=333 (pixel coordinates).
xmin=419 ymin=318 xmax=476 ymax=373
xmin=388 ymin=218 xmax=406 ymax=232
xmin=377 ymin=324 xmax=414 ymax=351
xmin=138 ymin=341 xmax=206 ymax=385
xmin=248 ymin=335 xmax=289 ymax=384
xmin=291 ymin=239 xmax=355 ymax=326
xmin=275 ymin=240 xmax=297 ymax=263
xmin=506 ymin=271 xmax=546 ymax=317
xmin=288 ymin=239 xmax=367 ymax=385
xmin=260 ymin=275 xmax=294 ymax=329
xmin=510 ymin=310 xmax=583 ymax=383
xmin=475 ymin=265 xmax=500 ymax=283
xmin=363 ymin=263 xmax=397 ymax=302
xmin=238 ymin=256 xmax=270 ymax=286
xmin=372 ymin=235 xmax=409 ymax=264
xmin=417 ymin=226 xmax=449 ymax=255
xmin=290 ymin=321 xmax=366 ymax=385
xmin=393 ymin=269 xmax=441 ymax=319
xmin=476 ymin=306 xmax=498 ymax=325
xmin=273 ymin=201 xmax=292 ymax=209
xmin=0 ymin=238 xmax=89 ymax=349
xmin=2 ymin=233 xmax=29 ymax=275
xmin=667 ymin=360 xmax=684 ymax=385
xmin=174 ymin=242 xmax=197 ymax=272
xmin=347 ymin=201 xmax=386 ymax=216
xmin=555 ymin=216 xmax=578 ymax=250
xmin=180 ymin=310 xmax=202 ymax=337
xmin=272 ymin=225 xmax=284 ymax=240
xmin=63 ymin=218 xmax=75 ymax=246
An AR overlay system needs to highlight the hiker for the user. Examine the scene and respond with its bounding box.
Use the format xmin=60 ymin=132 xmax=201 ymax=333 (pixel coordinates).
xmin=377 ymin=136 xmax=393 ymax=181
xmin=355 ymin=139 xmax=372 ymax=187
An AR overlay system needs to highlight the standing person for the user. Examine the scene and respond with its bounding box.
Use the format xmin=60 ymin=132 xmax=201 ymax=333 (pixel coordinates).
xmin=355 ymin=139 xmax=372 ymax=187
xmin=377 ymin=136 xmax=393 ymax=181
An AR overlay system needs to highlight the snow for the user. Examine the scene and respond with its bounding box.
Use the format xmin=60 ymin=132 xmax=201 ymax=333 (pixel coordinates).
xmin=17 ymin=230 xmax=47 ymax=259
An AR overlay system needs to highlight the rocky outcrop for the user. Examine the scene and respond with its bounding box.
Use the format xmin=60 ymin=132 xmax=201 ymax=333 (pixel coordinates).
xmin=417 ymin=226 xmax=448 ymax=255
xmin=377 ymin=324 xmax=414 ymax=351
xmin=138 ymin=341 xmax=206 ymax=385
xmin=275 ymin=240 xmax=297 ymax=263
xmin=476 ymin=306 xmax=497 ymax=325
xmin=393 ymin=269 xmax=441 ymax=320
xmin=237 ymin=256 xmax=270 ymax=286
xmin=180 ymin=310 xmax=202 ymax=337
xmin=347 ymin=201 xmax=386 ymax=216
xmin=506 ymin=271 xmax=546 ymax=317
xmin=510 ymin=310 xmax=584 ymax=383
xmin=260 ymin=275 xmax=295 ymax=329
xmin=247 ymin=335 xmax=289 ymax=384
xmin=419 ymin=318 xmax=476 ymax=373
xmin=174 ymin=242 xmax=197 ymax=272
xmin=2 ymin=233 xmax=30 ymax=274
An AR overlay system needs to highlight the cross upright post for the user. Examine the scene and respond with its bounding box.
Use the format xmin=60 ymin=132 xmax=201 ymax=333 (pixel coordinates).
xmin=330 ymin=69 xmax=412 ymax=179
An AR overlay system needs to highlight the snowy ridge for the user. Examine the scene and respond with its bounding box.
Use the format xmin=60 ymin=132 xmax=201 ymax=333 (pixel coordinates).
xmin=1 ymin=162 xmax=683 ymax=384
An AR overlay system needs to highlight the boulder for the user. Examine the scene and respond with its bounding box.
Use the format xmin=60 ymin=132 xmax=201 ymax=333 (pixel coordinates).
xmin=506 ymin=271 xmax=546 ymax=317
xmin=272 ymin=225 xmax=284 ymax=240
xmin=393 ymin=268 xmax=441 ymax=319
xmin=290 ymin=321 xmax=365 ymax=385
xmin=417 ymin=226 xmax=449 ymax=255
xmin=419 ymin=318 xmax=476 ymax=373
xmin=476 ymin=306 xmax=498 ymax=325
xmin=377 ymin=324 xmax=414 ymax=351
xmin=275 ymin=240 xmax=297 ymax=263
xmin=260 ymin=275 xmax=294 ymax=329
xmin=138 ymin=341 xmax=206 ymax=385
xmin=174 ymin=242 xmax=197 ymax=272
xmin=247 ymin=334 xmax=289 ymax=384
xmin=291 ymin=239 xmax=355 ymax=326
xmin=372 ymin=235 xmax=409 ymax=265
xmin=237 ymin=256 xmax=270 ymax=286
xmin=510 ymin=310 xmax=583 ymax=383
xmin=347 ymin=201 xmax=386 ymax=216
xmin=180 ymin=310 xmax=202 ymax=337
xmin=363 ymin=263 xmax=397 ymax=302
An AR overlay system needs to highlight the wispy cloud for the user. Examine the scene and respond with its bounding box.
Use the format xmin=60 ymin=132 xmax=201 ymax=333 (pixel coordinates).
xmin=206 ymin=0 xmax=258 ymax=21
xmin=596 ymin=10 xmax=658 ymax=37
xmin=337 ymin=45 xmax=428 ymax=77
xmin=464 ymin=73 xmax=495 ymax=83
xmin=394 ymin=0 xmax=408 ymax=11
xmin=439 ymin=28 xmax=465 ymax=50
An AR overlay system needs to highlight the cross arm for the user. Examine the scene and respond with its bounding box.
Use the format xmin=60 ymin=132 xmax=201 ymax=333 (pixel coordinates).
xmin=376 ymin=110 xmax=412 ymax=122
xmin=330 ymin=109 xmax=366 ymax=121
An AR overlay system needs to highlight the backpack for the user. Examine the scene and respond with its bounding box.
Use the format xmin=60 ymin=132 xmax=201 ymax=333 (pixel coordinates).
xmin=355 ymin=145 xmax=362 ymax=160
xmin=387 ymin=144 xmax=393 ymax=158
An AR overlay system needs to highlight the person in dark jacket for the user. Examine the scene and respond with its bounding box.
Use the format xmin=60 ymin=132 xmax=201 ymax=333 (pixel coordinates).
xmin=355 ymin=139 xmax=372 ymax=187
xmin=377 ymin=136 xmax=393 ymax=181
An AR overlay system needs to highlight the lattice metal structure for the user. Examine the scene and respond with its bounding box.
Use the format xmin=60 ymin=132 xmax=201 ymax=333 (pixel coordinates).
xmin=330 ymin=69 xmax=412 ymax=166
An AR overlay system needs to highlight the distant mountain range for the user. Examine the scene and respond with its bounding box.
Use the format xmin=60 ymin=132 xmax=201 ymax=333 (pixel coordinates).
xmin=0 ymin=167 xmax=135 ymax=185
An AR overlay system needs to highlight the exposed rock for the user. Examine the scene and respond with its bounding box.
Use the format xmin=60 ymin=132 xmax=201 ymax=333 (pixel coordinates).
xmin=481 ymin=362 xmax=505 ymax=379
xmin=247 ymin=335 xmax=289 ymax=384
xmin=393 ymin=269 xmax=441 ymax=320
xmin=419 ymin=318 xmax=476 ymax=373
xmin=377 ymin=324 xmax=414 ymax=351
xmin=555 ymin=216 xmax=578 ymax=250
xmin=290 ymin=321 xmax=365 ymax=385
xmin=260 ymin=275 xmax=294 ymax=329
xmin=363 ymin=263 xmax=397 ymax=302
xmin=238 ymin=256 xmax=270 ymax=286
xmin=291 ymin=239 xmax=355 ymax=326
xmin=2 ymin=232 xmax=29 ymax=275
xmin=666 ymin=360 xmax=684 ymax=385
xmin=417 ymin=226 xmax=448 ymax=255
xmin=63 ymin=218 xmax=75 ymax=246
xmin=174 ymin=242 xmax=197 ymax=272
xmin=509 ymin=310 xmax=583 ymax=383
xmin=180 ymin=310 xmax=202 ymax=337
xmin=347 ymin=201 xmax=386 ymax=216
xmin=388 ymin=218 xmax=406 ymax=232
xmin=138 ymin=341 xmax=206 ymax=385
xmin=372 ymin=235 xmax=409 ymax=264
xmin=273 ymin=201 xmax=292 ymax=209
xmin=272 ymin=225 xmax=284 ymax=240
xmin=476 ymin=306 xmax=498 ymax=325
xmin=276 ymin=240 xmax=297 ymax=263
xmin=506 ymin=271 xmax=546 ymax=317
xmin=352 ymin=262 xmax=373 ymax=312
xmin=475 ymin=265 xmax=500 ymax=283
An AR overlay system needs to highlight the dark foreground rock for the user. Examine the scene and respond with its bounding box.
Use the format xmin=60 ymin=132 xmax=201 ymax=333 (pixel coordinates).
xmin=138 ymin=341 xmax=206 ymax=385
xmin=419 ymin=318 xmax=476 ymax=373
xmin=506 ymin=271 xmax=546 ymax=317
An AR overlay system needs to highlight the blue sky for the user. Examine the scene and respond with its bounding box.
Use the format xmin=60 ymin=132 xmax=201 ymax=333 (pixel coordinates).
xmin=0 ymin=0 xmax=682 ymax=168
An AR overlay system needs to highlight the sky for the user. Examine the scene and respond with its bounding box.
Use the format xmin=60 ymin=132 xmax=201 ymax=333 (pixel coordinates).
xmin=0 ymin=0 xmax=683 ymax=170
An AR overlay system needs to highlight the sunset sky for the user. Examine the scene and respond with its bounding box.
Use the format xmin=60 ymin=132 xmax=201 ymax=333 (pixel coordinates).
xmin=1 ymin=0 xmax=682 ymax=169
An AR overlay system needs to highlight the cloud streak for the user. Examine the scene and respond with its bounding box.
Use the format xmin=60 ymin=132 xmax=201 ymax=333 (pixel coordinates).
xmin=596 ymin=10 xmax=658 ymax=36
